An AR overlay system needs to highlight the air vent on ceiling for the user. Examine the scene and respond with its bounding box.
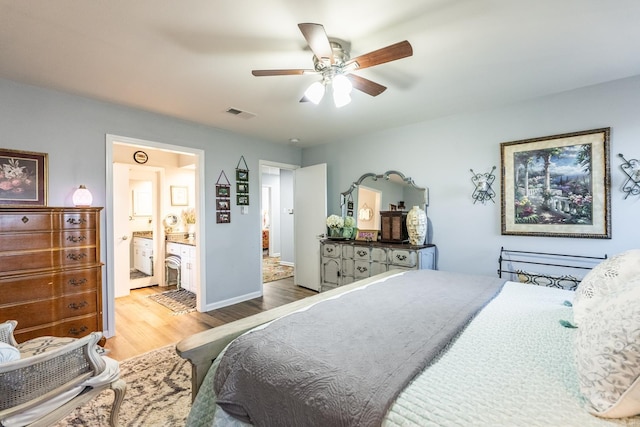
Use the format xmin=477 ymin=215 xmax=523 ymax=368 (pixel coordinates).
xmin=225 ymin=108 xmax=256 ymax=120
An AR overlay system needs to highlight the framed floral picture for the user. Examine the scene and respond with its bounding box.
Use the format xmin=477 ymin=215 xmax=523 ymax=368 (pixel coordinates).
xmin=355 ymin=229 xmax=378 ymax=241
xmin=0 ymin=149 xmax=48 ymax=206
xmin=500 ymin=128 xmax=611 ymax=238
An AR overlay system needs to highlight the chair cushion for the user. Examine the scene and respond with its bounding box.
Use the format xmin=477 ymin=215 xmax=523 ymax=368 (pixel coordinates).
xmin=17 ymin=336 xmax=76 ymax=358
xmin=0 ymin=342 xmax=20 ymax=363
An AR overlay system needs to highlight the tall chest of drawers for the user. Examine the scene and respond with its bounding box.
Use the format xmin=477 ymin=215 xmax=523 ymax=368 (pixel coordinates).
xmin=0 ymin=207 xmax=103 ymax=343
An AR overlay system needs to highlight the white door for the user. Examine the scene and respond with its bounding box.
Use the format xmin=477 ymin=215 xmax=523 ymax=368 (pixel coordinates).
xmin=294 ymin=163 xmax=327 ymax=291
xmin=113 ymin=163 xmax=131 ymax=298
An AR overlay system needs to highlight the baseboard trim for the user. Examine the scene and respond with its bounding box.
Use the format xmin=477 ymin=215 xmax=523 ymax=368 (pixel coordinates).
xmin=279 ymin=261 xmax=294 ymax=267
xmin=203 ymin=291 xmax=262 ymax=312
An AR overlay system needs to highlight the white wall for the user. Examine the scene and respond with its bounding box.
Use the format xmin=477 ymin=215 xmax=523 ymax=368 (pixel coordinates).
xmin=303 ymin=76 xmax=640 ymax=276
xmin=0 ymin=78 xmax=302 ymax=317
xmin=3 ymin=73 xmax=639 ymax=313
xmin=279 ymin=169 xmax=294 ymax=265
xmin=261 ymin=172 xmax=281 ymax=256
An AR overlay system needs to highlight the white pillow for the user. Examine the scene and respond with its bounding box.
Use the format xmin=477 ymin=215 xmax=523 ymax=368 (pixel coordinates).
xmin=0 ymin=341 xmax=20 ymax=363
xmin=573 ymin=249 xmax=640 ymax=326
xmin=575 ymin=280 xmax=640 ymax=418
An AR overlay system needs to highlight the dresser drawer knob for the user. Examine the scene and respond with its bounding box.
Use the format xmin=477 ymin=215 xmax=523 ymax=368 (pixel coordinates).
xmin=66 ymin=217 xmax=87 ymax=225
xmin=68 ymin=326 xmax=88 ymax=336
xmin=66 ymin=235 xmax=87 ymax=243
xmin=68 ymin=278 xmax=88 ymax=286
xmin=68 ymin=301 xmax=88 ymax=310
xmin=357 ymin=250 xmax=367 ymax=257
xmin=356 ymin=266 xmax=368 ymax=273
xmin=21 ymin=216 xmax=29 ymax=223
xmin=396 ymin=254 xmax=407 ymax=261
xmin=326 ymin=247 xmax=333 ymax=253
xmin=67 ymin=252 xmax=88 ymax=261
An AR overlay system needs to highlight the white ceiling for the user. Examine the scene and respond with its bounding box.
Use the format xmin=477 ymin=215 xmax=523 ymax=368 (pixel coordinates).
xmin=2 ymin=1 xmax=640 ymax=148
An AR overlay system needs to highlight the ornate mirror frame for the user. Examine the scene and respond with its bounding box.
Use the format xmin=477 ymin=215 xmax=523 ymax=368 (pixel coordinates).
xmin=340 ymin=170 xmax=429 ymax=221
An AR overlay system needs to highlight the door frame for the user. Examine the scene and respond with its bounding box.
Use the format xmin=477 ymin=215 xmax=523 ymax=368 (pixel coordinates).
xmin=258 ymin=160 xmax=299 ymax=288
xmin=104 ymin=134 xmax=205 ymax=338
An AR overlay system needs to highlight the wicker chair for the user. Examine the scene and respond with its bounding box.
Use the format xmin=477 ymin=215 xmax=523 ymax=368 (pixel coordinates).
xmin=0 ymin=320 xmax=126 ymax=427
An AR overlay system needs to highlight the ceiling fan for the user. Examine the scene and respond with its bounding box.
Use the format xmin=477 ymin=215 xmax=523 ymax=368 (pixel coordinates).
xmin=251 ymin=23 xmax=413 ymax=107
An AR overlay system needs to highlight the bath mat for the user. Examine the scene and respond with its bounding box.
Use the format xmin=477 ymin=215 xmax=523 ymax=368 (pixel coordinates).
xmin=148 ymin=289 xmax=196 ymax=315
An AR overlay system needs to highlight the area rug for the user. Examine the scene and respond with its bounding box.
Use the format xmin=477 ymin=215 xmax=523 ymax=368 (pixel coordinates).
xmin=263 ymin=256 xmax=294 ymax=283
xmin=56 ymin=344 xmax=191 ymax=426
xmin=148 ymin=288 xmax=196 ymax=315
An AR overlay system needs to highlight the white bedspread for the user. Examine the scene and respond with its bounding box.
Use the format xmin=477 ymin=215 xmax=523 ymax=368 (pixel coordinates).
xmin=188 ymin=281 xmax=640 ymax=427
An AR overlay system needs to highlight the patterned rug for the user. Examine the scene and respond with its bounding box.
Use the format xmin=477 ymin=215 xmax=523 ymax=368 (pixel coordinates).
xmin=56 ymin=344 xmax=191 ymax=426
xmin=148 ymin=289 xmax=196 ymax=315
xmin=263 ymin=256 xmax=294 ymax=283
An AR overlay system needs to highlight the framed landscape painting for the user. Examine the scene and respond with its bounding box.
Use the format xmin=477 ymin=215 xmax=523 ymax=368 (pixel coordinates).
xmin=0 ymin=149 xmax=48 ymax=206
xmin=500 ymin=128 xmax=611 ymax=239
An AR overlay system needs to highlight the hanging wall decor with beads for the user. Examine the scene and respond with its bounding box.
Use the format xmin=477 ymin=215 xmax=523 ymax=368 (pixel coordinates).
xmin=235 ymin=155 xmax=249 ymax=206
xmin=215 ymin=170 xmax=231 ymax=223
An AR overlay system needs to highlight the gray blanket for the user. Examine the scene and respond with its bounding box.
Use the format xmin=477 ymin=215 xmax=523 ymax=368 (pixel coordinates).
xmin=213 ymin=269 xmax=505 ymax=427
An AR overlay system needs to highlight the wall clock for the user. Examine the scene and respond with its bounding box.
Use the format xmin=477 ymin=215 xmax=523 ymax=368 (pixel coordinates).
xmin=133 ymin=150 xmax=148 ymax=164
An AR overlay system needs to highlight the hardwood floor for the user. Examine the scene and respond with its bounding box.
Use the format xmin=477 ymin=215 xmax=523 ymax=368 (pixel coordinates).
xmin=103 ymin=277 xmax=315 ymax=361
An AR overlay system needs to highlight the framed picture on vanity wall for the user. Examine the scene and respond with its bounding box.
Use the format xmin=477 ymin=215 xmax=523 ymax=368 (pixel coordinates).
xmin=170 ymin=186 xmax=188 ymax=206
xmin=500 ymin=127 xmax=611 ymax=239
xmin=0 ymin=148 xmax=48 ymax=206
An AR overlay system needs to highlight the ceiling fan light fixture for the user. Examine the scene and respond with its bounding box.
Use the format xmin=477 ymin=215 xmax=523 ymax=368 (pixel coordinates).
xmin=332 ymin=74 xmax=353 ymax=107
xmin=333 ymin=91 xmax=351 ymax=108
xmin=332 ymin=74 xmax=353 ymax=95
xmin=304 ymin=81 xmax=325 ymax=105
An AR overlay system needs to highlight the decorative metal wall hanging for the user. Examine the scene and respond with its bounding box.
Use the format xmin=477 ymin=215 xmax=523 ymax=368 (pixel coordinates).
xmin=235 ymin=155 xmax=249 ymax=206
xmin=618 ymin=153 xmax=640 ymax=199
xmin=470 ymin=166 xmax=496 ymax=204
xmin=215 ymin=170 xmax=231 ymax=223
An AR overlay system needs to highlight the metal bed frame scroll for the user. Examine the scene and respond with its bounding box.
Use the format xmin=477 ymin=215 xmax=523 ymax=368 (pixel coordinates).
xmin=498 ymin=247 xmax=608 ymax=290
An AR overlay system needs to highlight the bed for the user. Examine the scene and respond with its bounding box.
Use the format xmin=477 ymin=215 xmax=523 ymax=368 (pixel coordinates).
xmin=176 ymin=250 xmax=640 ymax=426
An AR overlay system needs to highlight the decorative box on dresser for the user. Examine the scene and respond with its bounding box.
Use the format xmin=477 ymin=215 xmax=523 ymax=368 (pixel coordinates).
xmin=0 ymin=207 xmax=103 ymax=343
xmin=320 ymin=240 xmax=436 ymax=292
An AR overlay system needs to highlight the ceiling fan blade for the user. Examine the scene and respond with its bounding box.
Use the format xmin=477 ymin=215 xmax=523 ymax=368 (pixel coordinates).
xmin=346 ymin=40 xmax=413 ymax=70
xmin=298 ymin=23 xmax=334 ymax=64
xmin=252 ymin=69 xmax=315 ymax=76
xmin=347 ymin=74 xmax=387 ymax=96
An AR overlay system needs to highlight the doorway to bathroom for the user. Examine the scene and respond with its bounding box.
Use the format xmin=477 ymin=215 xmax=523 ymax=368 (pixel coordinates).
xmin=105 ymin=134 xmax=204 ymax=339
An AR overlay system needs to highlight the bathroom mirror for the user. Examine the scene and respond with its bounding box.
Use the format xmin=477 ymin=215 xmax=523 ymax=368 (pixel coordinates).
xmin=131 ymin=180 xmax=153 ymax=217
xmin=340 ymin=170 xmax=428 ymax=229
xmin=163 ymin=213 xmax=178 ymax=227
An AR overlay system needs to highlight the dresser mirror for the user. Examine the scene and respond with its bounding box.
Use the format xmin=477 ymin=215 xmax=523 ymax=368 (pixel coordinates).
xmin=340 ymin=170 xmax=428 ymax=230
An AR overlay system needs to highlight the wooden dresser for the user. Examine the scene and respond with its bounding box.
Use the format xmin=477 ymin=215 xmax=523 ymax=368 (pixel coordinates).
xmin=0 ymin=207 xmax=103 ymax=343
xmin=320 ymin=240 xmax=436 ymax=292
